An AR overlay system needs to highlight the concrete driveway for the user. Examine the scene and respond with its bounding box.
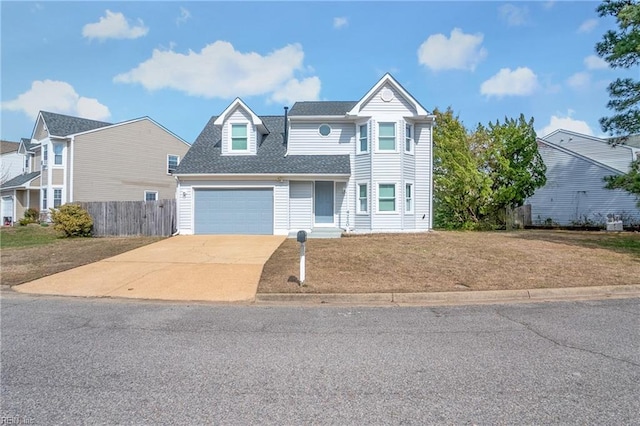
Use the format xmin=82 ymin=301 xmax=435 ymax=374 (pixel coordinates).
xmin=14 ymin=235 xmax=286 ymax=302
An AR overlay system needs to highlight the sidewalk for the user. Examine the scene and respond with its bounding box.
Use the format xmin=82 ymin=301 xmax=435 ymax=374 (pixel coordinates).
xmin=255 ymin=284 xmax=640 ymax=306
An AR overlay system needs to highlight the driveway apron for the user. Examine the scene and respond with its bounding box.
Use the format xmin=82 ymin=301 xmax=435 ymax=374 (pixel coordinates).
xmin=14 ymin=235 xmax=285 ymax=302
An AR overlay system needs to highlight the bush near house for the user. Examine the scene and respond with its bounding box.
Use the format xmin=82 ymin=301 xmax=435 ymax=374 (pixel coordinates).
xmin=50 ymin=204 xmax=93 ymax=237
xmin=18 ymin=208 xmax=40 ymax=226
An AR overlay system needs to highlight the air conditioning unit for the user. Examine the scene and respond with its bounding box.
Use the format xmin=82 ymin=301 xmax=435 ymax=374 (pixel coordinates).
xmin=606 ymin=214 xmax=623 ymax=231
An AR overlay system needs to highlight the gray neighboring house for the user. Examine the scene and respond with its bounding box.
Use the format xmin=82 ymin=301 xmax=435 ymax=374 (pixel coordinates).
xmin=1 ymin=111 xmax=191 ymax=224
xmin=527 ymin=130 xmax=640 ymax=226
xmin=175 ymin=73 xmax=436 ymax=235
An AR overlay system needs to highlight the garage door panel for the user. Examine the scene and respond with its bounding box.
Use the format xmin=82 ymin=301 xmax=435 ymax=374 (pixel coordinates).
xmin=194 ymin=188 xmax=273 ymax=235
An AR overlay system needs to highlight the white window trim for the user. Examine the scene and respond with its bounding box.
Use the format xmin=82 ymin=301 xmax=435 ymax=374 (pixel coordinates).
xmin=42 ymin=144 xmax=48 ymax=169
xmin=356 ymin=181 xmax=369 ymax=215
xmin=144 ymin=191 xmax=158 ymax=201
xmin=42 ymin=189 xmax=48 ymax=210
xmin=167 ymin=154 xmax=180 ymax=175
xmin=318 ymin=123 xmax=332 ymax=137
xmin=377 ymin=183 xmax=398 ymax=214
xmin=376 ymin=122 xmax=397 ymax=153
xmin=53 ymin=187 xmax=63 ymax=208
xmin=53 ymin=142 xmax=64 ymax=167
xmin=405 ymin=181 xmax=414 ymax=214
xmin=405 ymin=123 xmax=414 ymax=155
xmin=357 ymin=123 xmax=369 ymax=154
xmin=229 ymin=122 xmax=250 ymax=153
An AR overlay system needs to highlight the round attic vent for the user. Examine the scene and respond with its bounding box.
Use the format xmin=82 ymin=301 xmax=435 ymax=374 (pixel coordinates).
xmin=380 ymin=88 xmax=394 ymax=102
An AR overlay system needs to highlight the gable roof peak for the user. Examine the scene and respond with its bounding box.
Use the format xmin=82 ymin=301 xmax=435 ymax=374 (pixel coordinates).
xmin=213 ymin=98 xmax=268 ymax=133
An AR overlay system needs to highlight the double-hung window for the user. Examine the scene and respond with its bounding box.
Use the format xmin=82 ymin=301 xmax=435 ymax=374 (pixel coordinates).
xmin=405 ymin=183 xmax=413 ymax=213
xmin=357 ymin=183 xmax=368 ymax=214
xmin=405 ymin=124 xmax=413 ymax=153
xmin=53 ymin=143 xmax=63 ymax=166
xmin=231 ymin=124 xmax=248 ymax=151
xmin=42 ymin=145 xmax=48 ymax=168
xmin=144 ymin=191 xmax=158 ymax=202
xmin=42 ymin=189 xmax=47 ymax=210
xmin=167 ymin=155 xmax=179 ymax=174
xmin=378 ymin=184 xmax=396 ymax=212
xmin=53 ymin=189 xmax=62 ymax=208
xmin=359 ymin=124 xmax=368 ymax=153
xmin=378 ymin=123 xmax=396 ymax=151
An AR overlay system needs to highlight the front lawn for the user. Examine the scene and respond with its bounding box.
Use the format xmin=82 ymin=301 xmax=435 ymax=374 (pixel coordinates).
xmin=1 ymin=225 xmax=164 ymax=287
xmin=258 ymin=230 xmax=640 ymax=294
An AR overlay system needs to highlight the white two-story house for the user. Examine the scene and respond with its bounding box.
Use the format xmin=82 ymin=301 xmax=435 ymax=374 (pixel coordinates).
xmin=174 ymin=73 xmax=436 ymax=235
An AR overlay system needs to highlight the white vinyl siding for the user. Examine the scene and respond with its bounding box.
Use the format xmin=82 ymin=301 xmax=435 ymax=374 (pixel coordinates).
xmin=289 ymin=181 xmax=313 ymax=230
xmin=176 ymin=179 xmax=289 ymax=235
xmin=358 ymin=84 xmax=418 ymax=116
xmin=544 ymin=131 xmax=636 ymax=173
xmin=221 ymin=107 xmax=258 ymax=155
xmin=378 ymin=123 xmax=396 ymax=151
xmin=287 ymin=122 xmax=354 ymax=155
xmin=413 ymin=123 xmax=432 ymax=230
xmin=528 ymin=143 xmax=640 ymax=226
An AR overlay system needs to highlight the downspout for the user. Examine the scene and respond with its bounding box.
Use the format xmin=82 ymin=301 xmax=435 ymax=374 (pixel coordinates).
xmin=429 ymin=119 xmax=434 ymax=231
xmin=172 ymin=175 xmax=180 ymax=236
xmin=283 ymin=106 xmax=289 ymax=156
xmin=69 ymin=136 xmax=74 ymax=202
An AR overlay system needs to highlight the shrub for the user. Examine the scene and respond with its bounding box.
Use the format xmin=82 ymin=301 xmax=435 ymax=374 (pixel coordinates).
xmin=18 ymin=208 xmax=40 ymax=226
xmin=50 ymin=204 xmax=93 ymax=237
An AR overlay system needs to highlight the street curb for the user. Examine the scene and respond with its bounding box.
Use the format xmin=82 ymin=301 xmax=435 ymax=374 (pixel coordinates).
xmin=255 ymin=284 xmax=640 ymax=306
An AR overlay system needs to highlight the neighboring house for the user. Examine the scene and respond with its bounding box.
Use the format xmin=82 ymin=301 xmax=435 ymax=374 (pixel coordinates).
xmin=174 ymin=73 xmax=436 ymax=235
xmin=527 ymin=130 xmax=640 ymax=226
xmin=0 ymin=111 xmax=190 ymax=224
xmin=1 ymin=140 xmax=28 ymax=225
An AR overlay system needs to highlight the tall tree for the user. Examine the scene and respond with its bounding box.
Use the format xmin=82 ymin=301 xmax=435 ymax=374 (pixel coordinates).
xmin=596 ymin=0 xmax=640 ymax=204
xmin=596 ymin=0 xmax=640 ymax=137
xmin=476 ymin=115 xmax=547 ymax=225
xmin=432 ymin=108 xmax=491 ymax=229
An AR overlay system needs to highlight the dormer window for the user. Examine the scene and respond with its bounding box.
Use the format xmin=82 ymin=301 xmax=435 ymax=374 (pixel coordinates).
xmin=231 ymin=124 xmax=248 ymax=151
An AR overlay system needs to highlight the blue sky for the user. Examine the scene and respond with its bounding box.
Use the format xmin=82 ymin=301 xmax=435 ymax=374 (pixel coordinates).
xmin=1 ymin=1 xmax=636 ymax=144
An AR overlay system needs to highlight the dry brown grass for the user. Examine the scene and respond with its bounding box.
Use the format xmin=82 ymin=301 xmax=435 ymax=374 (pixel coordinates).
xmin=1 ymin=227 xmax=163 ymax=287
xmin=258 ymin=230 xmax=640 ymax=294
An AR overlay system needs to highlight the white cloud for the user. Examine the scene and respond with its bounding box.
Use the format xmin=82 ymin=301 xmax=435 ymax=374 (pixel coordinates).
xmin=270 ymin=77 xmax=321 ymax=104
xmin=499 ymin=4 xmax=529 ymax=26
xmin=567 ymin=71 xmax=591 ymax=90
xmin=584 ymin=54 xmax=608 ymax=70
xmin=480 ymin=67 xmax=539 ymax=97
xmin=542 ymin=1 xmax=556 ymax=10
xmin=176 ymin=7 xmax=191 ymax=26
xmin=417 ymin=28 xmax=487 ymax=71
xmin=1 ymin=80 xmax=111 ymax=121
xmin=577 ymin=18 xmax=598 ymax=33
xmin=114 ymin=41 xmax=320 ymax=102
xmin=333 ymin=17 xmax=348 ymax=29
xmin=538 ymin=113 xmax=594 ymax=137
xmin=82 ymin=10 xmax=149 ymax=40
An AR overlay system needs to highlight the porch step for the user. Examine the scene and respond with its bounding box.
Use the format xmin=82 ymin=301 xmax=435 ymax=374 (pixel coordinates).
xmin=287 ymin=228 xmax=343 ymax=239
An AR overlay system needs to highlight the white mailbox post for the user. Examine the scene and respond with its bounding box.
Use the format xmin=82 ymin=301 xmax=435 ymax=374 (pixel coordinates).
xmin=296 ymin=230 xmax=307 ymax=284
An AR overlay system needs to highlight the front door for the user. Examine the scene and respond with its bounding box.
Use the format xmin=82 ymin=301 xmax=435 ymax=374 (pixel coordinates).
xmin=314 ymin=181 xmax=334 ymax=225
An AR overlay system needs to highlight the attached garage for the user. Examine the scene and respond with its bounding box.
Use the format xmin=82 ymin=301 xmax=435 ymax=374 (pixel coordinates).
xmin=194 ymin=188 xmax=274 ymax=234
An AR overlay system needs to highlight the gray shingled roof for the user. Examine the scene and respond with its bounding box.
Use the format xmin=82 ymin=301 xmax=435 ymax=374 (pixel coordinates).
xmin=289 ymin=101 xmax=358 ymax=116
xmin=1 ymin=141 xmax=19 ymax=154
xmin=175 ymin=116 xmax=350 ymax=175
xmin=20 ymin=138 xmax=37 ymax=152
xmin=40 ymin=111 xmax=112 ymax=136
xmin=1 ymin=171 xmax=40 ymax=189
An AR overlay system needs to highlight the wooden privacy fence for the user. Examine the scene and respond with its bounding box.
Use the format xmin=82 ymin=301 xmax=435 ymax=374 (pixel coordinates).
xmin=78 ymin=199 xmax=177 ymax=237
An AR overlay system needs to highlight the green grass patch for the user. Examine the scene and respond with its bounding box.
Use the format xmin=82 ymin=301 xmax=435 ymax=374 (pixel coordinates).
xmin=0 ymin=225 xmax=61 ymax=249
xmin=586 ymin=235 xmax=640 ymax=256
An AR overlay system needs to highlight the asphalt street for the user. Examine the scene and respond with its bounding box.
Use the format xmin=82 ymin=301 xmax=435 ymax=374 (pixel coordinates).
xmin=1 ymin=292 xmax=639 ymax=425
